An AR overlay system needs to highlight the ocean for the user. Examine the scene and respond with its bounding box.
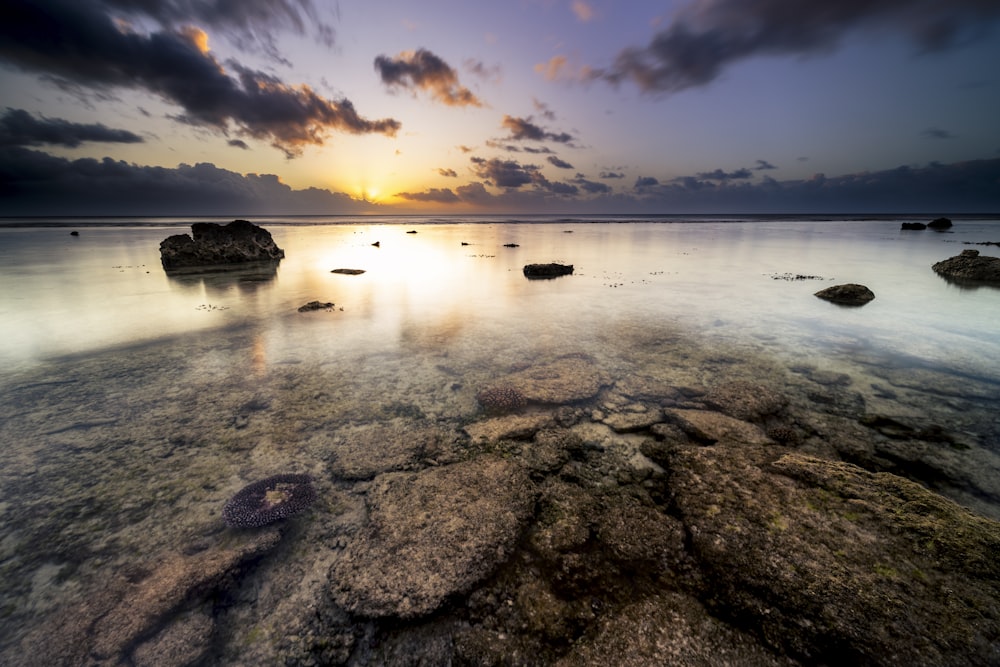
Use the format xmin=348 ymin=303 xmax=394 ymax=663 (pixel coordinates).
xmin=1 ymin=214 xmax=998 ymax=664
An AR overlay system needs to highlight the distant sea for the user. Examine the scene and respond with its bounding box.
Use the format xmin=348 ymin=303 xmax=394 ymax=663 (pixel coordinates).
xmin=1 ymin=213 xmax=998 ymax=663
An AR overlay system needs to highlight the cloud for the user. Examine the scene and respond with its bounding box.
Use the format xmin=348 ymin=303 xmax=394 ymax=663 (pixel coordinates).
xmin=696 ymin=168 xmax=753 ymax=181
xmin=572 ymin=173 xmax=612 ymax=194
xmin=0 ymin=147 xmax=378 ymax=215
xmin=374 ymin=49 xmax=484 ymax=107
xmin=228 ymin=139 xmax=250 ymax=150
xmin=470 ymin=156 xmax=537 ymax=188
xmin=500 ymin=115 xmax=574 ymax=144
xmin=634 ymin=176 xmax=660 ymax=189
xmin=754 ymin=159 xmax=777 ymax=170
xmin=396 ymin=187 xmax=460 ymax=203
xmin=600 ymin=170 xmax=625 ymax=179
xmin=547 ymin=155 xmax=575 ymax=169
xmin=464 ymin=58 xmax=502 ymax=83
xmin=596 ymin=0 xmax=1000 ymax=94
xmin=572 ymin=1 xmax=597 ymax=22
xmin=437 ymin=167 xmax=458 ymax=177
xmin=102 ymin=0 xmax=336 ymax=58
xmin=923 ymin=127 xmax=956 ymax=139
xmin=533 ymin=98 xmax=557 ymax=121
xmin=0 ymin=0 xmax=399 ymax=157
xmin=0 ymin=108 xmax=144 ymax=147
xmin=535 ymin=55 xmax=570 ymax=82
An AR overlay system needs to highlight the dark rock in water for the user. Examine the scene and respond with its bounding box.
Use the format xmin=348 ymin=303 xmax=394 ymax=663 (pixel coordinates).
xmin=932 ymin=249 xmax=1000 ymax=286
xmin=70 ymin=230 xmax=80 ymax=236
xmin=372 ymin=241 xmax=380 ymax=247
xmin=900 ymin=222 xmax=926 ymax=230
xmin=406 ymin=230 xmax=418 ymax=234
xmin=331 ymin=268 xmax=365 ymax=275
xmin=523 ymin=263 xmax=574 ymax=279
xmin=222 ymin=474 xmax=316 ymax=528
xmin=927 ymin=216 xmax=953 ymax=230
xmin=159 ymin=220 xmax=284 ymax=270
xmin=504 ymin=243 xmax=519 ymax=248
xmin=298 ymin=301 xmax=334 ymax=312
xmin=814 ymin=283 xmax=875 ymax=306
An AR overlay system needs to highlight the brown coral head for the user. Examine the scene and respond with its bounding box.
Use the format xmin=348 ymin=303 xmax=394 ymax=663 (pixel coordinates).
xmin=222 ymin=474 xmax=316 ymax=528
xmin=475 ymin=383 xmax=527 ymax=415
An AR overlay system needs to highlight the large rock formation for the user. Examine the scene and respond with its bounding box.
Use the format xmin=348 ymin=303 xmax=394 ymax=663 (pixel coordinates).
xmin=814 ymin=283 xmax=875 ymax=306
xmin=932 ymin=249 xmax=1000 ymax=286
xmin=159 ymin=220 xmax=284 ymax=270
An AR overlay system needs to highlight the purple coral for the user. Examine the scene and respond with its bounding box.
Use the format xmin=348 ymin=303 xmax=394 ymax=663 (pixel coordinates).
xmin=475 ymin=384 xmax=527 ymax=415
xmin=222 ymin=474 xmax=317 ymax=528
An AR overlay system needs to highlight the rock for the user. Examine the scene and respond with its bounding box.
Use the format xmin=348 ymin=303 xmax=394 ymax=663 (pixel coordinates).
xmin=25 ymin=528 xmax=281 ymax=665
xmin=330 ymin=457 xmax=535 ymax=618
xmin=556 ymin=593 xmax=790 ymax=667
xmin=523 ymin=263 xmax=574 ymax=279
xmin=464 ymin=412 xmax=556 ymax=443
xmin=159 ymin=220 xmax=284 ymax=270
xmin=666 ymin=445 xmax=1000 ymax=666
xmin=503 ymin=355 xmax=607 ymax=404
xmin=297 ymin=301 xmax=334 ymax=312
xmin=601 ymin=408 xmax=665 ymax=433
xmin=331 ymin=268 xmax=365 ymax=275
xmin=329 ymin=420 xmax=458 ymax=480
xmin=814 ymin=283 xmax=875 ymax=306
xmin=69 ymin=230 xmax=79 ymax=236
xmin=475 ymin=383 xmax=528 ymax=415
xmin=901 ymin=222 xmax=927 ymax=230
xmin=703 ymin=380 xmax=787 ymax=422
xmin=927 ymin=216 xmax=953 ymax=230
xmin=666 ymin=408 xmax=773 ymax=445
xmin=932 ymin=249 xmax=1000 ymax=286
xmin=504 ymin=243 xmax=519 ymax=248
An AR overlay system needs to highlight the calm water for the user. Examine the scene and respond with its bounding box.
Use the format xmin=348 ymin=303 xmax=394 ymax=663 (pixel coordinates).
xmin=1 ymin=215 xmax=999 ymax=662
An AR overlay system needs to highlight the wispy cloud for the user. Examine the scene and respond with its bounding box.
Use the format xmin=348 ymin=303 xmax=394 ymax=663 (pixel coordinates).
xmin=922 ymin=127 xmax=956 ymax=140
xmin=0 ymin=1 xmax=399 ymax=157
xmin=594 ymin=0 xmax=1000 ymax=94
xmin=396 ymin=188 xmax=460 ymax=203
xmin=755 ymin=159 xmax=777 ymax=170
xmin=437 ymin=167 xmax=458 ymax=177
xmin=571 ymin=1 xmax=597 ymax=23
xmin=547 ymin=155 xmax=575 ymax=169
xmin=0 ymin=108 xmax=143 ymax=147
xmin=375 ymin=49 xmax=485 ymax=107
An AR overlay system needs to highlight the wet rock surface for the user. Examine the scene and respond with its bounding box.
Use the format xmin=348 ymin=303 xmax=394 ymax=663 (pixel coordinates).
xmin=159 ymin=219 xmax=284 ymax=269
xmin=814 ymin=283 xmax=876 ymax=305
xmin=932 ymin=249 xmax=1000 ymax=286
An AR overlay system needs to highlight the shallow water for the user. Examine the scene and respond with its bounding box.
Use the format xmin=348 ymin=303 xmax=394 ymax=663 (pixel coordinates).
xmin=1 ymin=216 xmax=999 ymax=662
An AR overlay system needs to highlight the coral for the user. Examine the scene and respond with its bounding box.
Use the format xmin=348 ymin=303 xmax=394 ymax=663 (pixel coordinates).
xmin=222 ymin=474 xmax=316 ymax=528
xmin=475 ymin=384 xmax=527 ymax=415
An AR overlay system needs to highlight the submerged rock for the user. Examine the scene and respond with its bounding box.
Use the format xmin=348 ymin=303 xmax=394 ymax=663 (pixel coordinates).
xmin=297 ymin=301 xmax=334 ymax=312
xmin=475 ymin=383 xmax=528 ymax=415
xmin=330 ymin=457 xmax=535 ymax=618
xmin=159 ymin=220 xmax=284 ymax=270
xmin=814 ymin=283 xmax=875 ymax=306
xmin=901 ymin=222 xmax=927 ymax=230
xmin=523 ymin=263 xmax=574 ymax=279
xmin=932 ymin=249 xmax=1000 ymax=286
xmin=222 ymin=474 xmax=316 ymax=528
xmin=666 ymin=445 xmax=1000 ymax=666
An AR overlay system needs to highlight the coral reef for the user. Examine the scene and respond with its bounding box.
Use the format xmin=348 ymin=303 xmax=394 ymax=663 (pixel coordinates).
xmin=475 ymin=383 xmax=528 ymax=415
xmin=222 ymin=474 xmax=316 ymax=528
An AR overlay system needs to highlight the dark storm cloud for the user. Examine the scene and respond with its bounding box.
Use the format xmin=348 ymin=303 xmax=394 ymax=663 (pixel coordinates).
xmin=437 ymin=167 xmax=458 ymax=177
xmin=470 ymin=156 xmax=537 ymax=188
xmin=0 ymin=108 xmax=144 ymax=147
xmin=0 ymin=147 xmax=377 ymax=215
xmin=755 ymin=159 xmax=777 ymax=170
xmin=696 ymin=168 xmax=753 ymax=181
xmin=103 ymin=0 xmax=336 ymax=60
xmin=547 ymin=155 xmax=575 ymax=169
xmin=0 ymin=0 xmax=399 ymax=156
xmin=572 ymin=173 xmax=612 ymax=194
xmin=396 ymin=188 xmax=460 ymax=203
xmin=500 ymin=115 xmax=575 ymax=144
xmin=922 ymin=127 xmax=956 ymax=139
xmin=597 ymin=0 xmax=1000 ymax=93
xmin=374 ymin=49 xmax=484 ymax=107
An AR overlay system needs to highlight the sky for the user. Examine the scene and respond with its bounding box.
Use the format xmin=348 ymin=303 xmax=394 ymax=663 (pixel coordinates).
xmin=1 ymin=0 xmax=999 ymax=216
